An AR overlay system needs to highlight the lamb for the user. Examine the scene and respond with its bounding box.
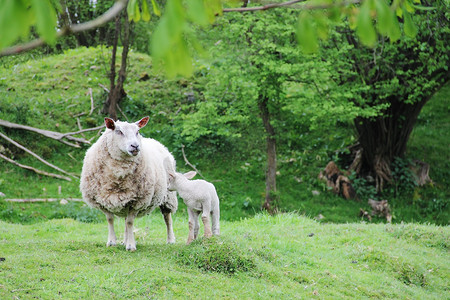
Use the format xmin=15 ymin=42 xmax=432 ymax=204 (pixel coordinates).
xmin=164 ymin=158 xmax=220 ymax=245
xmin=80 ymin=116 xmax=178 ymax=251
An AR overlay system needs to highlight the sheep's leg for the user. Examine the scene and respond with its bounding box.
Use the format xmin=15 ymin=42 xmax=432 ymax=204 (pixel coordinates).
xmin=124 ymin=210 xmax=138 ymax=251
xmin=160 ymin=206 xmax=175 ymax=244
xmin=104 ymin=212 xmax=117 ymax=247
xmin=211 ymin=204 xmax=220 ymax=236
xmin=201 ymin=204 xmax=212 ymax=238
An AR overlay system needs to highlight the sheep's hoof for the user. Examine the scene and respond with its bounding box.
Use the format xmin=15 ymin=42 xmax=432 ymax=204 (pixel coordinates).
xmin=126 ymin=244 xmax=136 ymax=252
xmin=106 ymin=241 xmax=117 ymax=247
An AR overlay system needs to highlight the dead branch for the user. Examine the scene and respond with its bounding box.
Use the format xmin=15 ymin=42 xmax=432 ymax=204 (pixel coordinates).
xmin=0 ymin=119 xmax=90 ymax=147
xmin=4 ymin=198 xmax=83 ymax=202
xmin=76 ymin=118 xmax=87 ymax=139
xmin=181 ymin=144 xmax=205 ymax=179
xmin=116 ymin=104 xmax=129 ymax=121
xmin=0 ymin=132 xmax=76 ymax=179
xmin=222 ymin=0 xmax=360 ymax=12
xmin=0 ymin=153 xmax=71 ymax=181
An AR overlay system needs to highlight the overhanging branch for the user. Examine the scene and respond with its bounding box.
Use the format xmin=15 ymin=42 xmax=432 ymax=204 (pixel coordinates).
xmin=0 ymin=0 xmax=128 ymax=57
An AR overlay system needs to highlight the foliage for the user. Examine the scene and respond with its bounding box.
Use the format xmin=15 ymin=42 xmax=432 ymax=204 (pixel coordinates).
xmin=0 ymin=0 xmax=430 ymax=77
xmin=0 ymin=214 xmax=448 ymax=298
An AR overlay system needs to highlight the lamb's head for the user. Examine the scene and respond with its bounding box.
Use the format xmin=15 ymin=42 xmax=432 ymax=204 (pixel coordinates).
xmin=104 ymin=117 xmax=149 ymax=157
xmin=163 ymin=157 xmax=196 ymax=191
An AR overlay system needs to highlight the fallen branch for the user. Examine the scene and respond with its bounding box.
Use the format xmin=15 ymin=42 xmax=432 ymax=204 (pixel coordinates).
xmin=0 ymin=132 xmax=76 ymax=179
xmin=0 ymin=119 xmax=90 ymax=147
xmin=4 ymin=198 xmax=83 ymax=202
xmin=181 ymin=144 xmax=205 ymax=179
xmin=0 ymin=153 xmax=71 ymax=181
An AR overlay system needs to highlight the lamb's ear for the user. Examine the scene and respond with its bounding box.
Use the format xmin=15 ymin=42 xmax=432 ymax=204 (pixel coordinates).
xmin=136 ymin=116 xmax=149 ymax=129
xmin=105 ymin=117 xmax=115 ymax=130
xmin=183 ymin=171 xmax=197 ymax=180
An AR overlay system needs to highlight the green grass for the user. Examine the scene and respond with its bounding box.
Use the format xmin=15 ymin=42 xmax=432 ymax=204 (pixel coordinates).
xmin=0 ymin=213 xmax=448 ymax=299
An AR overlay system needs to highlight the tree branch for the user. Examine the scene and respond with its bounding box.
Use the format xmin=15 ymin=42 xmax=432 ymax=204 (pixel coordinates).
xmin=181 ymin=144 xmax=205 ymax=179
xmin=0 ymin=0 xmax=129 ymax=56
xmin=0 ymin=132 xmax=76 ymax=179
xmin=222 ymin=0 xmax=361 ymax=12
xmin=0 ymin=153 xmax=71 ymax=181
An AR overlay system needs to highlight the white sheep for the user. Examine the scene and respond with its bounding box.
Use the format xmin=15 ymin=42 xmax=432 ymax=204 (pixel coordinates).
xmin=80 ymin=117 xmax=177 ymax=251
xmin=164 ymin=158 xmax=220 ymax=244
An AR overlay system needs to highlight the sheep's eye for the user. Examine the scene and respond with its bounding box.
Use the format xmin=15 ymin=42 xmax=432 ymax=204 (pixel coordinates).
xmin=135 ymin=131 xmax=139 ymax=137
xmin=115 ymin=130 xmax=123 ymax=135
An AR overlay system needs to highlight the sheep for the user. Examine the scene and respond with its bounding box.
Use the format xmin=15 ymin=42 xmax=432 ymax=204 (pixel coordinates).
xmin=80 ymin=116 xmax=178 ymax=251
xmin=164 ymin=158 xmax=220 ymax=244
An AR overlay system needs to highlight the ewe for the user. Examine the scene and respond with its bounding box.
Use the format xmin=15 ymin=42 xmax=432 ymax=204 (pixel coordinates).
xmin=164 ymin=158 xmax=220 ymax=244
xmin=80 ymin=117 xmax=177 ymax=251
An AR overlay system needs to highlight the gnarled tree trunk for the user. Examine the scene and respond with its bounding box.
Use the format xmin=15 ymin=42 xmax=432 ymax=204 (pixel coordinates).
xmin=353 ymin=95 xmax=430 ymax=191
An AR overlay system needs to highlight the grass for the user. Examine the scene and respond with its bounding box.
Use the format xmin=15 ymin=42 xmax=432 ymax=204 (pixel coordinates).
xmin=0 ymin=213 xmax=448 ymax=299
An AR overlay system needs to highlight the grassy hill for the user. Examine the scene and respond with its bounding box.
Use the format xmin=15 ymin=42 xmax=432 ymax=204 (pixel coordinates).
xmin=0 ymin=214 xmax=448 ymax=299
xmin=0 ymin=47 xmax=448 ymax=225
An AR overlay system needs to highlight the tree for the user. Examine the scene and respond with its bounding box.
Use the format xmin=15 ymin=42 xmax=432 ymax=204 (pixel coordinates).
xmin=328 ymin=0 xmax=450 ymax=191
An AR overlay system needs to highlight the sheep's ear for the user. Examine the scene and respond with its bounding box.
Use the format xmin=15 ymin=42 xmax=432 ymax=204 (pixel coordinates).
xmin=183 ymin=171 xmax=197 ymax=180
xmin=105 ymin=117 xmax=115 ymax=130
xmin=136 ymin=116 xmax=149 ymax=129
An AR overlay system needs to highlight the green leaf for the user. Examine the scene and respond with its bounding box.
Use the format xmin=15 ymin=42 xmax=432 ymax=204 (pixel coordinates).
xmin=296 ymin=12 xmax=318 ymax=54
xmin=402 ymin=8 xmax=417 ymax=38
xmin=127 ymin=0 xmax=137 ymax=21
xmin=150 ymin=0 xmax=161 ymax=17
xmin=186 ymin=0 xmax=209 ymax=26
xmin=314 ymin=12 xmax=329 ymax=40
xmin=0 ymin=0 xmax=32 ymax=49
xmin=134 ymin=1 xmax=141 ymax=22
xmin=31 ymin=0 xmax=57 ymax=45
xmin=142 ymin=0 xmax=151 ymax=22
xmin=375 ymin=0 xmax=392 ymax=36
xmin=356 ymin=1 xmax=377 ymax=47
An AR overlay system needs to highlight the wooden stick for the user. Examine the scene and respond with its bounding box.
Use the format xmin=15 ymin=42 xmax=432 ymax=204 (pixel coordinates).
xmin=4 ymin=198 xmax=83 ymax=202
xmin=0 ymin=153 xmax=71 ymax=181
xmin=0 ymin=132 xmax=75 ymax=179
xmin=181 ymin=144 xmax=205 ymax=179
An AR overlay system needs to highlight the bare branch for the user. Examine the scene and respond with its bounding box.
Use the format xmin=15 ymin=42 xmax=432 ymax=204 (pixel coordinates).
xmin=0 ymin=0 xmax=128 ymax=56
xmin=222 ymin=0 xmax=361 ymax=12
xmin=0 ymin=119 xmax=89 ymax=146
xmin=0 ymin=132 xmax=75 ymax=179
xmin=0 ymin=153 xmax=71 ymax=181
xmin=181 ymin=144 xmax=206 ymax=179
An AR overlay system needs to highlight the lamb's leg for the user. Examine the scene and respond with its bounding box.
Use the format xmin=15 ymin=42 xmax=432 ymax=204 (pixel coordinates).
xmin=193 ymin=211 xmax=200 ymax=240
xmin=187 ymin=209 xmax=197 ymax=245
xmin=104 ymin=212 xmax=117 ymax=247
xmin=124 ymin=210 xmax=138 ymax=251
xmin=160 ymin=206 xmax=175 ymax=244
xmin=211 ymin=204 xmax=220 ymax=236
xmin=202 ymin=204 xmax=212 ymax=238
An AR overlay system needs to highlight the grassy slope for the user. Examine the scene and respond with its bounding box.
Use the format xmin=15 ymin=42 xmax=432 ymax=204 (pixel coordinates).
xmin=0 ymin=47 xmax=448 ymax=225
xmin=0 ymin=214 xmax=448 ymax=299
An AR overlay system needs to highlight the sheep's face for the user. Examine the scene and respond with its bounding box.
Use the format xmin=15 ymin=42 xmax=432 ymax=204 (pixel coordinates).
xmin=105 ymin=117 xmax=149 ymax=157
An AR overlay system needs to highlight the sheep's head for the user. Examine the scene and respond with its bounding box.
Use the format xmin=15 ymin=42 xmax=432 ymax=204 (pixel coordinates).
xmin=105 ymin=117 xmax=149 ymax=157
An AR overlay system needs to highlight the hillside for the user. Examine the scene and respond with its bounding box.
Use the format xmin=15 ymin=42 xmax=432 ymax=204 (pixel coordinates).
xmin=0 ymin=214 xmax=448 ymax=298
xmin=0 ymin=47 xmax=448 ymax=225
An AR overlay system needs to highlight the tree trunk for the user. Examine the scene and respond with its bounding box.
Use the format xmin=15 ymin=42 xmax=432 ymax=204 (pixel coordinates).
xmin=102 ymin=12 xmax=129 ymax=120
xmin=259 ymin=96 xmax=277 ymax=214
xmin=353 ymin=95 xmax=430 ymax=192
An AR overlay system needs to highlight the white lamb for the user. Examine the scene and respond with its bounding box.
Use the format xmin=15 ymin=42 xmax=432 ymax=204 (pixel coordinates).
xmin=80 ymin=117 xmax=178 ymax=251
xmin=164 ymin=158 xmax=220 ymax=244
